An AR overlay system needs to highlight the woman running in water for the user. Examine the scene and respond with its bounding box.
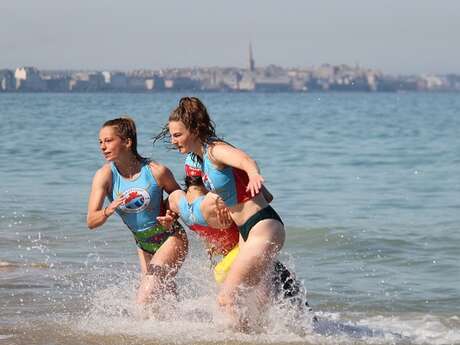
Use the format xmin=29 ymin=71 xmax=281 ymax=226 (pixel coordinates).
xmin=167 ymin=154 xmax=308 ymax=306
xmin=87 ymin=117 xmax=188 ymax=305
xmin=154 ymin=97 xmax=286 ymax=330
xmin=166 ymin=154 xmax=240 ymax=283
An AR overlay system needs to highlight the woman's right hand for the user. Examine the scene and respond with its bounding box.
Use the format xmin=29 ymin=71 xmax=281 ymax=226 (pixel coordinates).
xmin=246 ymin=173 xmax=264 ymax=197
xmin=105 ymin=195 xmax=126 ymax=217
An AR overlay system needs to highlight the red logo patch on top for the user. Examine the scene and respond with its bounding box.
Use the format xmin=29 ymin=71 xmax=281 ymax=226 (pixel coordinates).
xmin=185 ymin=164 xmax=203 ymax=177
xmin=119 ymin=188 xmax=151 ymax=214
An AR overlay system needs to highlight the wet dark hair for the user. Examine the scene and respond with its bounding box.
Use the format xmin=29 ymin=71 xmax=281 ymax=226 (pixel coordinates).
xmin=153 ymin=96 xmax=221 ymax=146
xmin=102 ymin=117 xmax=143 ymax=160
xmin=183 ymin=175 xmax=204 ymax=192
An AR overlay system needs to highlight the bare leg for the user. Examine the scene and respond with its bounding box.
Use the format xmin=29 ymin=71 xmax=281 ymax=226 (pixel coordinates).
xmin=217 ymin=219 xmax=285 ymax=331
xmin=136 ymin=230 xmax=188 ymax=305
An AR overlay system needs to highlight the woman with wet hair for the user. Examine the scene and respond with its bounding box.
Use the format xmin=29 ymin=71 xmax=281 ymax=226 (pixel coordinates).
xmin=87 ymin=117 xmax=188 ymax=306
xmin=167 ymin=154 xmax=240 ymax=283
xmin=168 ymin=160 xmax=308 ymax=312
xmin=154 ymin=97 xmax=285 ymax=330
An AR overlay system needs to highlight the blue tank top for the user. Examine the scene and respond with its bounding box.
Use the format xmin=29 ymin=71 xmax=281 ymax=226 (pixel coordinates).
xmin=178 ymin=195 xmax=207 ymax=226
xmin=108 ymin=161 xmax=169 ymax=253
xmin=202 ymin=145 xmax=253 ymax=207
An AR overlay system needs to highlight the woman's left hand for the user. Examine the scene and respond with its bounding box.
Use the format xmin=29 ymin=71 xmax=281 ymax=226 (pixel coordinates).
xmin=215 ymin=197 xmax=233 ymax=229
xmin=157 ymin=209 xmax=179 ymax=230
xmin=246 ymin=173 xmax=264 ymax=197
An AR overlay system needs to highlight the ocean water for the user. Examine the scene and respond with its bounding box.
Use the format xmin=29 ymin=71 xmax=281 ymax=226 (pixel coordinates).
xmin=0 ymin=92 xmax=459 ymax=345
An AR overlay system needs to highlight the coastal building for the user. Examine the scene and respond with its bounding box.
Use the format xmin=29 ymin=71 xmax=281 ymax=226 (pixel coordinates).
xmin=445 ymin=74 xmax=460 ymax=91
xmin=110 ymin=72 xmax=128 ymax=90
xmin=88 ymin=73 xmax=106 ymax=91
xmin=376 ymin=76 xmax=399 ymax=92
xmin=197 ymin=68 xmax=240 ymax=91
xmin=45 ymin=76 xmax=71 ymax=92
xmin=68 ymin=72 xmax=90 ymax=91
xmin=68 ymin=72 xmax=106 ymax=92
xmin=0 ymin=69 xmax=15 ymax=91
xmin=255 ymin=76 xmax=291 ymax=92
xmin=238 ymin=71 xmax=255 ymax=91
xmin=102 ymin=71 xmax=111 ymax=84
xmin=253 ymin=64 xmax=291 ymax=91
xmin=290 ymin=77 xmax=308 ymax=92
xmin=195 ymin=69 xmax=219 ymax=91
xmin=164 ymin=77 xmax=200 ymax=91
xmin=221 ymin=71 xmax=240 ymax=91
xmin=15 ymin=67 xmax=47 ymax=91
xmin=366 ymin=71 xmax=378 ymax=92
xmin=418 ymin=75 xmax=444 ymax=91
xmin=69 ymin=75 xmax=89 ymax=92
xmin=145 ymin=75 xmax=165 ymax=91
xmin=288 ymin=68 xmax=310 ymax=91
xmin=1 ymin=58 xmax=457 ymax=93
xmin=126 ymin=76 xmax=147 ymax=91
xmin=377 ymin=75 xmax=418 ymax=92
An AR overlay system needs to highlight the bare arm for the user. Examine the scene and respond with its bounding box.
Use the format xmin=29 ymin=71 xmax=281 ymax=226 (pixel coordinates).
xmin=209 ymin=143 xmax=264 ymax=197
xmin=151 ymin=162 xmax=182 ymax=229
xmin=86 ymin=165 xmax=124 ymax=229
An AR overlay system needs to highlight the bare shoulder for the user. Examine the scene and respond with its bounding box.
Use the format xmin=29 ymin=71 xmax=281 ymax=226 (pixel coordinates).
xmin=208 ymin=141 xmax=231 ymax=162
xmin=209 ymin=140 xmax=237 ymax=155
xmin=148 ymin=161 xmax=179 ymax=192
xmin=208 ymin=141 xmax=242 ymax=168
xmin=148 ymin=161 xmax=171 ymax=179
xmin=91 ymin=163 xmax=112 ymax=192
xmin=209 ymin=140 xmax=231 ymax=150
xmin=94 ymin=163 xmax=112 ymax=180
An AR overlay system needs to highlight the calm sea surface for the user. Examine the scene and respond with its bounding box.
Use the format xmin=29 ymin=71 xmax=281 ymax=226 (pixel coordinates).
xmin=1 ymin=92 xmax=459 ymax=345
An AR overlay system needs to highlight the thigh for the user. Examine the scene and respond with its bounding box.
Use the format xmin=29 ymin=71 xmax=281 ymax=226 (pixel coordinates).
xmin=222 ymin=219 xmax=285 ymax=290
xmin=149 ymin=230 xmax=188 ymax=274
xmin=137 ymin=249 xmax=154 ymax=275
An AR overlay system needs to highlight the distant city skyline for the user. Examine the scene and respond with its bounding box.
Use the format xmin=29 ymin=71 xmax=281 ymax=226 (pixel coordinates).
xmin=1 ymin=0 xmax=459 ymax=74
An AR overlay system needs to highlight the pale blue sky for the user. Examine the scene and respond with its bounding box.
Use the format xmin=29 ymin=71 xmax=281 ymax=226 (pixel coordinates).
xmin=1 ymin=0 xmax=459 ymax=74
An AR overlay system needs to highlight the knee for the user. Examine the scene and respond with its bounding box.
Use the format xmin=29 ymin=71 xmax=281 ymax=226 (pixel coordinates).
xmin=145 ymin=264 xmax=177 ymax=285
xmin=146 ymin=263 xmax=166 ymax=277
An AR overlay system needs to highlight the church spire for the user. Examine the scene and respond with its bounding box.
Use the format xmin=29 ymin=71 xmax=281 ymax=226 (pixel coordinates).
xmin=249 ymin=42 xmax=255 ymax=72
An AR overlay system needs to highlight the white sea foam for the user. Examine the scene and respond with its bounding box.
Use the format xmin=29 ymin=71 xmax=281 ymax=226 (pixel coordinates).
xmin=65 ymin=253 xmax=460 ymax=345
xmin=0 ymin=334 xmax=14 ymax=340
xmin=0 ymin=260 xmax=19 ymax=267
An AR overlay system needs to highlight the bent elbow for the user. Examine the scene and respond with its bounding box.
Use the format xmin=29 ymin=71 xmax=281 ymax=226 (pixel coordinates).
xmin=86 ymin=216 xmax=98 ymax=230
